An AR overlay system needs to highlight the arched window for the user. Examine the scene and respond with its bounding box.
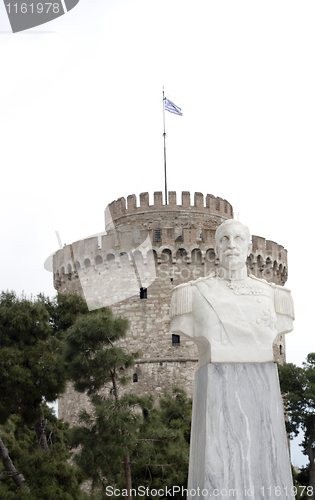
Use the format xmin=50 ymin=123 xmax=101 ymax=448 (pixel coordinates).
xmin=263 ymin=257 xmax=273 ymax=279
xmin=282 ymin=267 xmax=288 ymax=283
xmin=95 ymin=255 xmax=103 ymax=265
xmin=161 ymin=248 xmax=172 ymax=263
xmin=133 ymin=373 xmax=138 ymax=382
xmin=176 ymin=248 xmax=187 ymax=264
xmin=191 ymin=249 xmax=202 ymax=264
xmin=206 ymin=249 xmax=216 ymax=264
xmin=106 ymin=253 xmax=115 ymax=267
xmin=257 ymin=255 xmax=264 ymax=273
xmin=84 ymin=258 xmax=91 ymax=268
xmin=247 ymin=254 xmax=255 ymax=270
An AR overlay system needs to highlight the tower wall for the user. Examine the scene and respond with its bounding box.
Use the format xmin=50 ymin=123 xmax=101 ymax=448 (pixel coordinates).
xmin=53 ymin=192 xmax=289 ymax=425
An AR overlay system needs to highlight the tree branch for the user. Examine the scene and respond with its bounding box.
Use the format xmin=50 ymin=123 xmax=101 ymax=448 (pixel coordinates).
xmin=0 ymin=432 xmax=30 ymax=492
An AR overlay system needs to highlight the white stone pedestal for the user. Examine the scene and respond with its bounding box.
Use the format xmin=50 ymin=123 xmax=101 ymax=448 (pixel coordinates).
xmin=188 ymin=363 xmax=294 ymax=500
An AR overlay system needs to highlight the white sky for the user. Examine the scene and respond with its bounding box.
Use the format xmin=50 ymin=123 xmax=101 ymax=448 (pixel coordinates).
xmin=1 ymin=0 xmax=314 ymax=467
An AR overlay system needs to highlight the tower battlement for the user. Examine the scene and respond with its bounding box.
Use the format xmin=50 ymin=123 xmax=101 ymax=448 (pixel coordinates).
xmin=53 ymin=233 xmax=287 ymax=281
xmin=105 ymin=191 xmax=233 ymax=230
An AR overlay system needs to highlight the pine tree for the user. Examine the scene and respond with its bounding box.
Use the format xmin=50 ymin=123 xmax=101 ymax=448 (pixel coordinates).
xmin=63 ymin=307 xmax=141 ymax=499
xmin=130 ymin=388 xmax=191 ymax=499
xmin=278 ymin=353 xmax=315 ymax=497
xmin=0 ymin=406 xmax=88 ymax=500
xmin=63 ymin=308 xmax=192 ymax=499
xmin=0 ymin=291 xmax=66 ymax=426
xmin=0 ymin=291 xmax=90 ymax=496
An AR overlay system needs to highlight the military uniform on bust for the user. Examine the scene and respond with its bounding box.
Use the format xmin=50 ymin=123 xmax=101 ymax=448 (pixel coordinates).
xmin=170 ymin=273 xmax=294 ymax=365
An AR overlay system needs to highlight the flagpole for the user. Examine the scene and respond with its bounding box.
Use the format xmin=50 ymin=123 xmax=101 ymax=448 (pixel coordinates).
xmin=162 ymin=87 xmax=167 ymax=205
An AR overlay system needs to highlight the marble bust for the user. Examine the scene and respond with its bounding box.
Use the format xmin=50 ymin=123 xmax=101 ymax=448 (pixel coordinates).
xmin=170 ymin=220 xmax=294 ymax=365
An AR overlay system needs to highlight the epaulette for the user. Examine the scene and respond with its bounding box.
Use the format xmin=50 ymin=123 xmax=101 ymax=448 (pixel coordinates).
xmin=274 ymin=285 xmax=295 ymax=319
xmin=170 ymin=281 xmax=194 ymax=318
xmin=170 ymin=276 xmax=215 ymax=318
xmin=249 ymin=275 xmax=294 ymax=319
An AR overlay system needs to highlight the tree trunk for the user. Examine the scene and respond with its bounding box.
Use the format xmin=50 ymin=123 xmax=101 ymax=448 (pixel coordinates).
xmin=124 ymin=453 xmax=132 ymax=500
xmin=0 ymin=432 xmax=30 ymax=492
xmin=34 ymin=404 xmax=49 ymax=451
xmin=111 ymin=368 xmax=119 ymax=401
xmin=111 ymin=369 xmax=132 ymax=499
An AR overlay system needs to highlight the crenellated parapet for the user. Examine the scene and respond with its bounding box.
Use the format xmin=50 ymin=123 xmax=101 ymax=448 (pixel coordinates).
xmin=53 ymin=234 xmax=288 ymax=289
xmin=105 ymin=191 xmax=233 ymax=231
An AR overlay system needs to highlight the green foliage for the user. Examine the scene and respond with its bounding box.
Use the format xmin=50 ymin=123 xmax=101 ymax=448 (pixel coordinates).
xmin=0 ymin=291 xmax=91 ymax=498
xmin=0 ymin=291 xmax=90 ymax=426
xmin=67 ymin=389 xmax=191 ymax=500
xmin=158 ymin=387 xmax=192 ymax=445
xmin=68 ymin=394 xmax=146 ymax=493
xmin=40 ymin=293 xmax=89 ymax=339
xmin=278 ymin=363 xmax=307 ymax=439
xmin=297 ymin=465 xmax=310 ymax=487
xmin=278 ymin=354 xmax=315 ymax=494
xmin=278 ymin=354 xmax=315 ymax=442
xmin=130 ymin=388 xmax=191 ymax=498
xmin=0 ymin=292 xmax=66 ymax=425
xmin=0 ymin=406 xmax=88 ymax=500
xmin=63 ymin=307 xmax=138 ymax=395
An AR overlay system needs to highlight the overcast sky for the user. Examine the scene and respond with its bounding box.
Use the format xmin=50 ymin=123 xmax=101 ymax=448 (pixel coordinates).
xmin=1 ymin=0 xmax=314 ymax=467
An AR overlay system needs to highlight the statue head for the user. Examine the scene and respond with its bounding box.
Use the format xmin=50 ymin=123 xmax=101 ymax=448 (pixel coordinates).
xmin=215 ymin=220 xmax=252 ymax=275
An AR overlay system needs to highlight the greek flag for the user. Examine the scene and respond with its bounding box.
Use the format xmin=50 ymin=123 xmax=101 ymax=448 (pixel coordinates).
xmin=164 ymin=98 xmax=183 ymax=116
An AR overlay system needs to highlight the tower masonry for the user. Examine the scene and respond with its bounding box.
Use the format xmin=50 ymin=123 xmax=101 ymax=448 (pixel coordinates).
xmin=53 ymin=191 xmax=289 ymax=425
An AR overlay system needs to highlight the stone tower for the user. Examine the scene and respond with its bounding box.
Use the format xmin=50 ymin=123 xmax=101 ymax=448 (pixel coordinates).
xmin=53 ymin=191 xmax=289 ymax=425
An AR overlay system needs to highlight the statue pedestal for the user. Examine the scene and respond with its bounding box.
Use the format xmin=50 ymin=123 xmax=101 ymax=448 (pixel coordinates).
xmin=188 ymin=363 xmax=294 ymax=500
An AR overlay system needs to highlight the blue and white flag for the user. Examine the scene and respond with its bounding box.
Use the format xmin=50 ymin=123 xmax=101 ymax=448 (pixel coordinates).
xmin=164 ymin=98 xmax=183 ymax=116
